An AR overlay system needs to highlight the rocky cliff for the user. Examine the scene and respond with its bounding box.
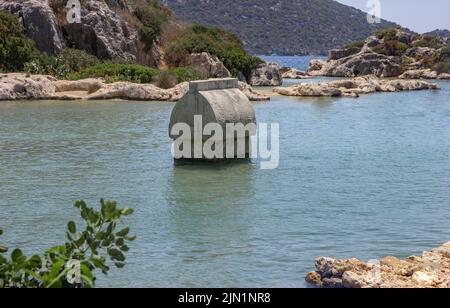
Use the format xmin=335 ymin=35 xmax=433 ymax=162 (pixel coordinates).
xmin=0 ymin=0 xmax=165 ymax=66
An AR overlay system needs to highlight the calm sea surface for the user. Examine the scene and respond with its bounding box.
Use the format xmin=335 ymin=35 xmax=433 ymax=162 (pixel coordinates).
xmin=0 ymin=57 xmax=449 ymax=287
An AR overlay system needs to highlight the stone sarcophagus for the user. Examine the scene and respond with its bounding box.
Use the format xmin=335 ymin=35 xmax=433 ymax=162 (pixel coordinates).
xmin=169 ymin=78 xmax=256 ymax=161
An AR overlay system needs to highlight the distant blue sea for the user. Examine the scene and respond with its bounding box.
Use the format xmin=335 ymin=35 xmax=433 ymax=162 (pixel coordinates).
xmin=260 ymin=55 xmax=327 ymax=71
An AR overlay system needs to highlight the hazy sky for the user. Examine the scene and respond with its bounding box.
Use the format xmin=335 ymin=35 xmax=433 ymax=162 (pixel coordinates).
xmin=336 ymin=0 xmax=450 ymax=33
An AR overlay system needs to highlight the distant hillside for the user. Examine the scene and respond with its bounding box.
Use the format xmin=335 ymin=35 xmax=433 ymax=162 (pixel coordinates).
xmin=161 ymin=0 xmax=398 ymax=55
xmin=424 ymin=29 xmax=450 ymax=38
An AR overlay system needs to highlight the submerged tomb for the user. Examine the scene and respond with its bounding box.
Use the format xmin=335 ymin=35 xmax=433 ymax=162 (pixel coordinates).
xmin=169 ymin=78 xmax=256 ymax=161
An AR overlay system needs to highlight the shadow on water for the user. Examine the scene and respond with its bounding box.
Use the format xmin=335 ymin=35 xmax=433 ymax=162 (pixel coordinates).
xmin=164 ymin=159 xmax=256 ymax=237
xmin=166 ymin=159 xmax=256 ymax=211
xmin=158 ymin=160 xmax=260 ymax=284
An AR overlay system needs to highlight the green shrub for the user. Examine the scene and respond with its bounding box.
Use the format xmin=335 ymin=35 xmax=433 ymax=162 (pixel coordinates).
xmin=154 ymin=71 xmax=177 ymax=89
xmin=375 ymin=28 xmax=398 ymax=41
xmin=439 ymin=45 xmax=450 ymax=61
xmin=166 ymin=25 xmax=263 ymax=78
xmin=345 ymin=40 xmax=365 ymax=49
xmin=24 ymin=53 xmax=71 ymax=79
xmin=24 ymin=48 xmax=101 ymax=79
xmin=0 ymin=11 xmax=40 ymax=71
xmin=154 ymin=67 xmax=203 ymax=88
xmin=434 ymin=60 xmax=450 ymax=74
xmin=168 ymin=67 xmax=203 ymax=82
xmin=412 ymin=35 xmax=443 ymax=49
xmin=0 ymin=200 xmax=135 ymax=288
xmin=69 ymin=63 xmax=159 ymax=83
xmin=134 ymin=0 xmax=170 ymax=50
xmin=61 ymin=48 xmax=101 ymax=72
xmin=372 ymin=40 xmax=409 ymax=56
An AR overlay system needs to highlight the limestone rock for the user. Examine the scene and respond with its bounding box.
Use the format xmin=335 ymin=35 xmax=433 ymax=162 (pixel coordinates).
xmin=305 ymin=28 xmax=435 ymax=78
xmin=182 ymin=53 xmax=231 ymax=78
xmin=249 ymin=62 xmax=283 ymax=86
xmin=65 ymin=0 xmax=138 ymax=62
xmin=0 ymin=74 xmax=267 ymax=102
xmin=399 ymin=69 xmax=450 ymax=80
xmin=0 ymin=0 xmax=64 ymax=54
xmin=405 ymin=47 xmax=436 ymax=58
xmin=238 ymin=82 xmax=270 ymax=101
xmin=273 ymin=76 xmax=440 ymax=98
xmin=280 ymin=68 xmax=308 ymax=79
xmin=310 ymin=52 xmax=402 ymax=78
xmin=329 ymin=47 xmax=361 ymax=60
xmin=307 ymin=59 xmax=327 ymax=76
xmin=0 ymin=73 xmax=56 ymax=100
xmin=305 ymin=241 xmax=450 ymax=288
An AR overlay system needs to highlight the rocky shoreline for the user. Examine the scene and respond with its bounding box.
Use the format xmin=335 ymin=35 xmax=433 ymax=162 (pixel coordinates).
xmin=306 ymin=242 xmax=450 ymax=288
xmin=0 ymin=74 xmax=270 ymax=102
xmin=307 ymin=29 xmax=450 ymax=80
xmin=273 ymin=76 xmax=440 ymax=98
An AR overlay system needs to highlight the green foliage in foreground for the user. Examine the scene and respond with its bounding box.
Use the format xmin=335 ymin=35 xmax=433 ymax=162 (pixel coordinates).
xmin=166 ymin=25 xmax=263 ymax=78
xmin=0 ymin=11 xmax=40 ymax=72
xmin=0 ymin=200 xmax=135 ymax=288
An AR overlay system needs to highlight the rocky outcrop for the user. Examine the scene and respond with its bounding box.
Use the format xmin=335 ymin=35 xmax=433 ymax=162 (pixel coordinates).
xmin=328 ymin=47 xmax=361 ymax=60
xmin=65 ymin=0 xmax=138 ymax=62
xmin=307 ymin=29 xmax=449 ymax=79
xmin=0 ymin=73 xmax=57 ymax=100
xmin=307 ymin=59 xmax=327 ymax=76
xmin=405 ymin=47 xmax=436 ymax=58
xmin=0 ymin=74 xmax=267 ymax=102
xmin=238 ymin=81 xmax=270 ymax=101
xmin=249 ymin=62 xmax=283 ymax=86
xmin=0 ymin=0 xmax=170 ymax=67
xmin=399 ymin=69 xmax=450 ymax=80
xmin=307 ymin=51 xmax=403 ymax=78
xmin=273 ymin=76 xmax=440 ymax=98
xmin=306 ymin=242 xmax=450 ymax=288
xmin=0 ymin=0 xmax=64 ymax=54
xmin=280 ymin=67 xmax=308 ymax=79
xmin=181 ymin=53 xmax=231 ymax=78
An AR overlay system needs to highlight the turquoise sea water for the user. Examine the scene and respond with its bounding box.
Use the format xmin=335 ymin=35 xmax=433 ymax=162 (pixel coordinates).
xmin=0 ymin=57 xmax=449 ymax=287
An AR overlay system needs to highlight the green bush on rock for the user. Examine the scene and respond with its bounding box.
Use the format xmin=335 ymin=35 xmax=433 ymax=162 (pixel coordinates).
xmin=372 ymin=40 xmax=409 ymax=56
xmin=69 ymin=63 xmax=159 ymax=83
xmin=0 ymin=11 xmax=40 ymax=72
xmin=434 ymin=61 xmax=450 ymax=74
xmin=61 ymin=48 xmax=102 ymax=72
xmin=0 ymin=200 xmax=135 ymax=288
xmin=165 ymin=25 xmax=263 ymax=78
xmin=24 ymin=53 xmax=71 ymax=79
xmin=345 ymin=40 xmax=365 ymax=49
xmin=412 ymin=36 xmax=443 ymax=49
xmin=134 ymin=0 xmax=171 ymax=51
xmin=375 ymin=28 xmax=398 ymax=41
xmin=68 ymin=63 xmax=202 ymax=86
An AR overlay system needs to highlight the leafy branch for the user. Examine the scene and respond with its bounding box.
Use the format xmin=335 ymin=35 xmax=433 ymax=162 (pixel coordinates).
xmin=0 ymin=200 xmax=135 ymax=288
